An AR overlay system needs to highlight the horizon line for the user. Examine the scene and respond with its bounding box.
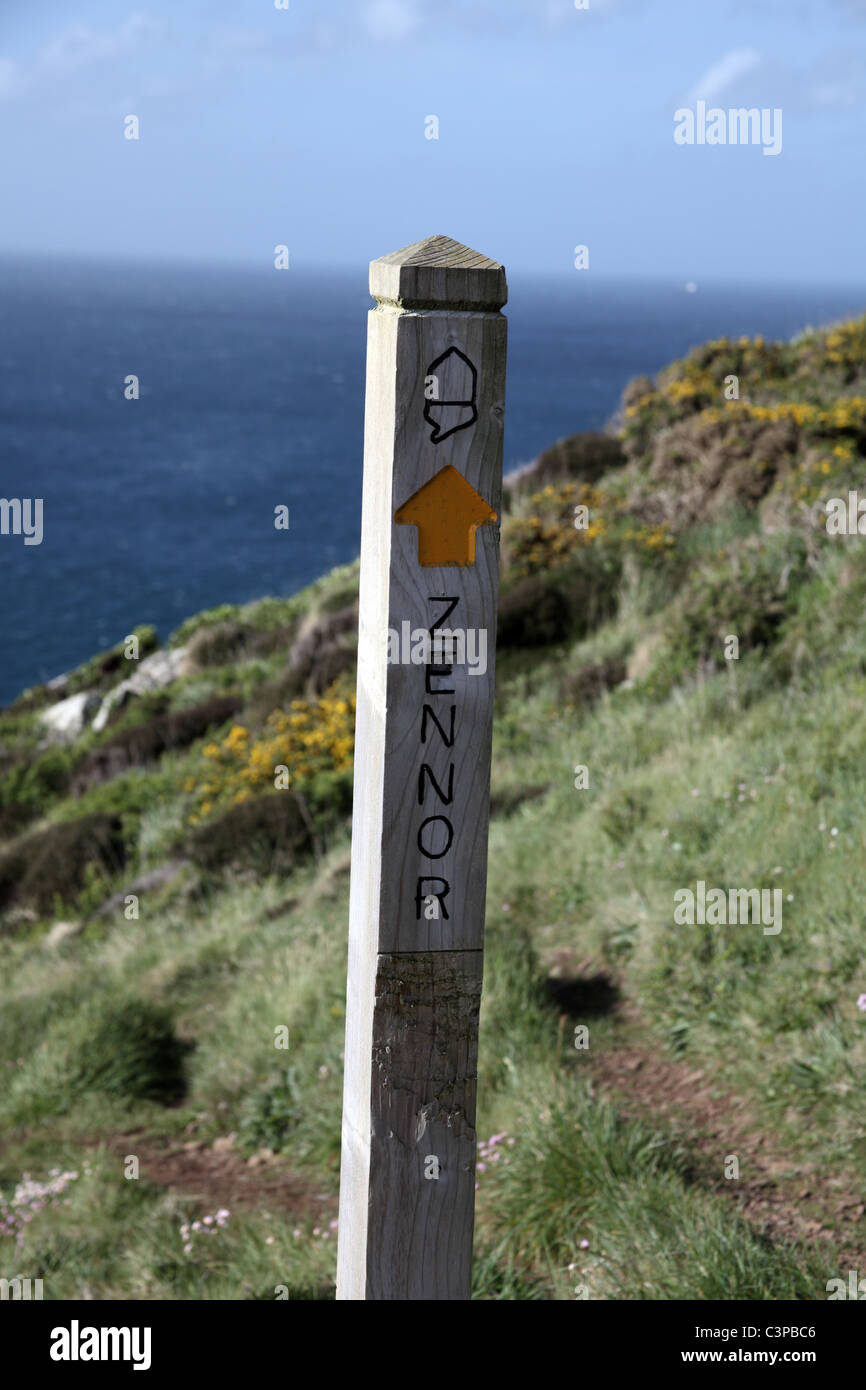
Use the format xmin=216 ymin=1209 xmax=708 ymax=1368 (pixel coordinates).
xmin=0 ymin=246 xmax=864 ymax=293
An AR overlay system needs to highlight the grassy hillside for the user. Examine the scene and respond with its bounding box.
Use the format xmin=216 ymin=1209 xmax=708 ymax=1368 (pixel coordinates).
xmin=2 ymin=315 xmax=865 ymax=1299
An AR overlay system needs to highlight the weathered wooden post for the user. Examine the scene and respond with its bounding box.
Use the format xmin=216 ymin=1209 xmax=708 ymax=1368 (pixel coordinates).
xmin=337 ymin=235 xmax=508 ymax=1300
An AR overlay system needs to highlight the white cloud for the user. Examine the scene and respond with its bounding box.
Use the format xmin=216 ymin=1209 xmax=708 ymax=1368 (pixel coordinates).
xmin=362 ymin=1 xmax=421 ymax=43
xmin=544 ymin=0 xmax=632 ymax=14
xmin=801 ymin=49 xmax=866 ymax=110
xmin=683 ymin=45 xmax=866 ymax=115
xmin=207 ymin=28 xmax=272 ymax=56
xmin=0 ymin=12 xmax=162 ymax=102
xmin=39 ymin=12 xmax=160 ymax=70
xmin=685 ymin=48 xmax=763 ymax=104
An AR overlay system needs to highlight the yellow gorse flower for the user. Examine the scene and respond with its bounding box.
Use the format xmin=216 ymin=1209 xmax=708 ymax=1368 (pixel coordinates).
xmin=185 ymin=681 xmax=356 ymax=826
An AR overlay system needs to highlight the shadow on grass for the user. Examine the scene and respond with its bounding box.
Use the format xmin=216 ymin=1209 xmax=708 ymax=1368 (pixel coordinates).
xmin=543 ymin=971 xmax=620 ymax=1018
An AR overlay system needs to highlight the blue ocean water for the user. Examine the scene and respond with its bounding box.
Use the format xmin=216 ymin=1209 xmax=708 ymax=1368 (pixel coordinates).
xmin=1 ymin=254 xmax=864 ymax=706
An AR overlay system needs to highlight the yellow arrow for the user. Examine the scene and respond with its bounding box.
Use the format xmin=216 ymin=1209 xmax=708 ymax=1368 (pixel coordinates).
xmin=394 ymin=465 xmax=497 ymax=566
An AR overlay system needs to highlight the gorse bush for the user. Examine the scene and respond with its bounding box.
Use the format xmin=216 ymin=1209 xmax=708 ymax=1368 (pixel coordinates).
xmin=505 ymin=482 xmax=609 ymax=577
xmin=186 ymin=679 xmax=355 ymax=827
xmin=2 ymin=316 xmax=866 ymax=1300
xmin=186 ymin=793 xmax=313 ymax=875
xmin=527 ymin=430 xmax=625 ymax=489
xmin=505 ymin=480 xmax=673 ymax=581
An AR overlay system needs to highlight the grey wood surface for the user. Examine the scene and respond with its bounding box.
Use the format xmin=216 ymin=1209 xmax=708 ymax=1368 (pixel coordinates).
xmin=366 ymin=950 xmax=483 ymax=1300
xmin=337 ymin=236 xmax=507 ymax=1301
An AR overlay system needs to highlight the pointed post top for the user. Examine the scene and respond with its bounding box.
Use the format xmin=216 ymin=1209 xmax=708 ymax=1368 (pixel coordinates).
xmin=370 ymin=234 xmax=507 ymax=312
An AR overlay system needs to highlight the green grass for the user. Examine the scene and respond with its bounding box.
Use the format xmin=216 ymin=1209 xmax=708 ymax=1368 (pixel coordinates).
xmin=3 ymin=318 xmax=866 ymax=1298
xmin=3 ymin=628 xmax=861 ymax=1297
xmin=477 ymin=1086 xmax=834 ymax=1300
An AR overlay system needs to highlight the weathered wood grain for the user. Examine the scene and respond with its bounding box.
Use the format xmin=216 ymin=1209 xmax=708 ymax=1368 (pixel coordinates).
xmin=366 ymin=950 xmax=482 ymax=1300
xmin=337 ymin=236 xmax=507 ymax=1301
xmin=371 ymin=233 xmax=507 ymax=310
xmin=382 ymin=305 xmax=506 ymax=954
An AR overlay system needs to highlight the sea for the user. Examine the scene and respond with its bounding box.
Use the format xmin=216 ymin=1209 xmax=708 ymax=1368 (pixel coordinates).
xmin=1 ymin=253 xmax=865 ymax=707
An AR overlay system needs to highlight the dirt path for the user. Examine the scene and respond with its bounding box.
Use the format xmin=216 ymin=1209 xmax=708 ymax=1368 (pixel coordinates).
xmin=103 ymin=1130 xmax=336 ymax=1225
xmin=81 ymin=968 xmax=865 ymax=1276
xmin=545 ymin=962 xmax=866 ymax=1270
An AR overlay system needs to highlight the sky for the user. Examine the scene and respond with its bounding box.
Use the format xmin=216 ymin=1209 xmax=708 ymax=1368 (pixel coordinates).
xmin=0 ymin=0 xmax=865 ymax=281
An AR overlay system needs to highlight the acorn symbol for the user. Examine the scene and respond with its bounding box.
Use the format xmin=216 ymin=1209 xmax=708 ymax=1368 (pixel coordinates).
xmin=423 ymin=347 xmax=478 ymax=444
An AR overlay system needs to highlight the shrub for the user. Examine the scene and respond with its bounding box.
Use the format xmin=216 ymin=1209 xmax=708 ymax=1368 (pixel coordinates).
xmin=504 ymin=481 xmax=608 ymax=578
xmin=185 ymin=793 xmax=313 ymax=874
xmin=305 ymin=643 xmax=356 ymax=695
xmin=489 ymin=783 xmax=547 ymax=820
xmin=621 ymin=334 xmax=797 ymax=465
xmin=286 ymin=604 xmax=358 ymax=698
xmin=653 ymin=531 xmax=811 ymax=692
xmin=52 ymin=768 xmax=178 ymax=835
xmin=186 ymin=620 xmax=298 ymax=668
xmin=795 ymin=316 xmax=866 ymax=389
xmin=186 ymin=620 xmax=257 ymax=668
xmin=635 ymin=409 xmax=802 ymax=529
xmin=70 ymin=996 xmax=191 ymax=1104
xmin=775 ymin=544 xmax=866 ymax=683
xmin=186 ymin=681 xmax=355 ymax=826
xmin=497 ymin=553 xmax=620 ymax=650
xmin=168 ymin=604 xmax=244 ymax=648
xmin=558 ymin=656 xmax=627 ymax=707
xmin=66 ymin=626 xmax=159 ymax=696
xmin=71 ymin=696 xmax=243 ymax=795
xmin=0 ymin=746 xmax=75 ymax=837
xmin=0 ymin=813 xmax=127 ymax=917
xmin=498 ymin=573 xmax=571 ymax=648
xmin=518 ymin=431 xmax=625 ymax=491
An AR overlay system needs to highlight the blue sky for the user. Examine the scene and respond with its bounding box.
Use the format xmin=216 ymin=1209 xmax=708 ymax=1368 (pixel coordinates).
xmin=1 ymin=0 xmax=864 ymax=281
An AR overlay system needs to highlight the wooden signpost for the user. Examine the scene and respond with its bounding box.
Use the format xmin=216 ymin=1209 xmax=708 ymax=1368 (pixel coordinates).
xmin=336 ymin=235 xmax=508 ymax=1300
